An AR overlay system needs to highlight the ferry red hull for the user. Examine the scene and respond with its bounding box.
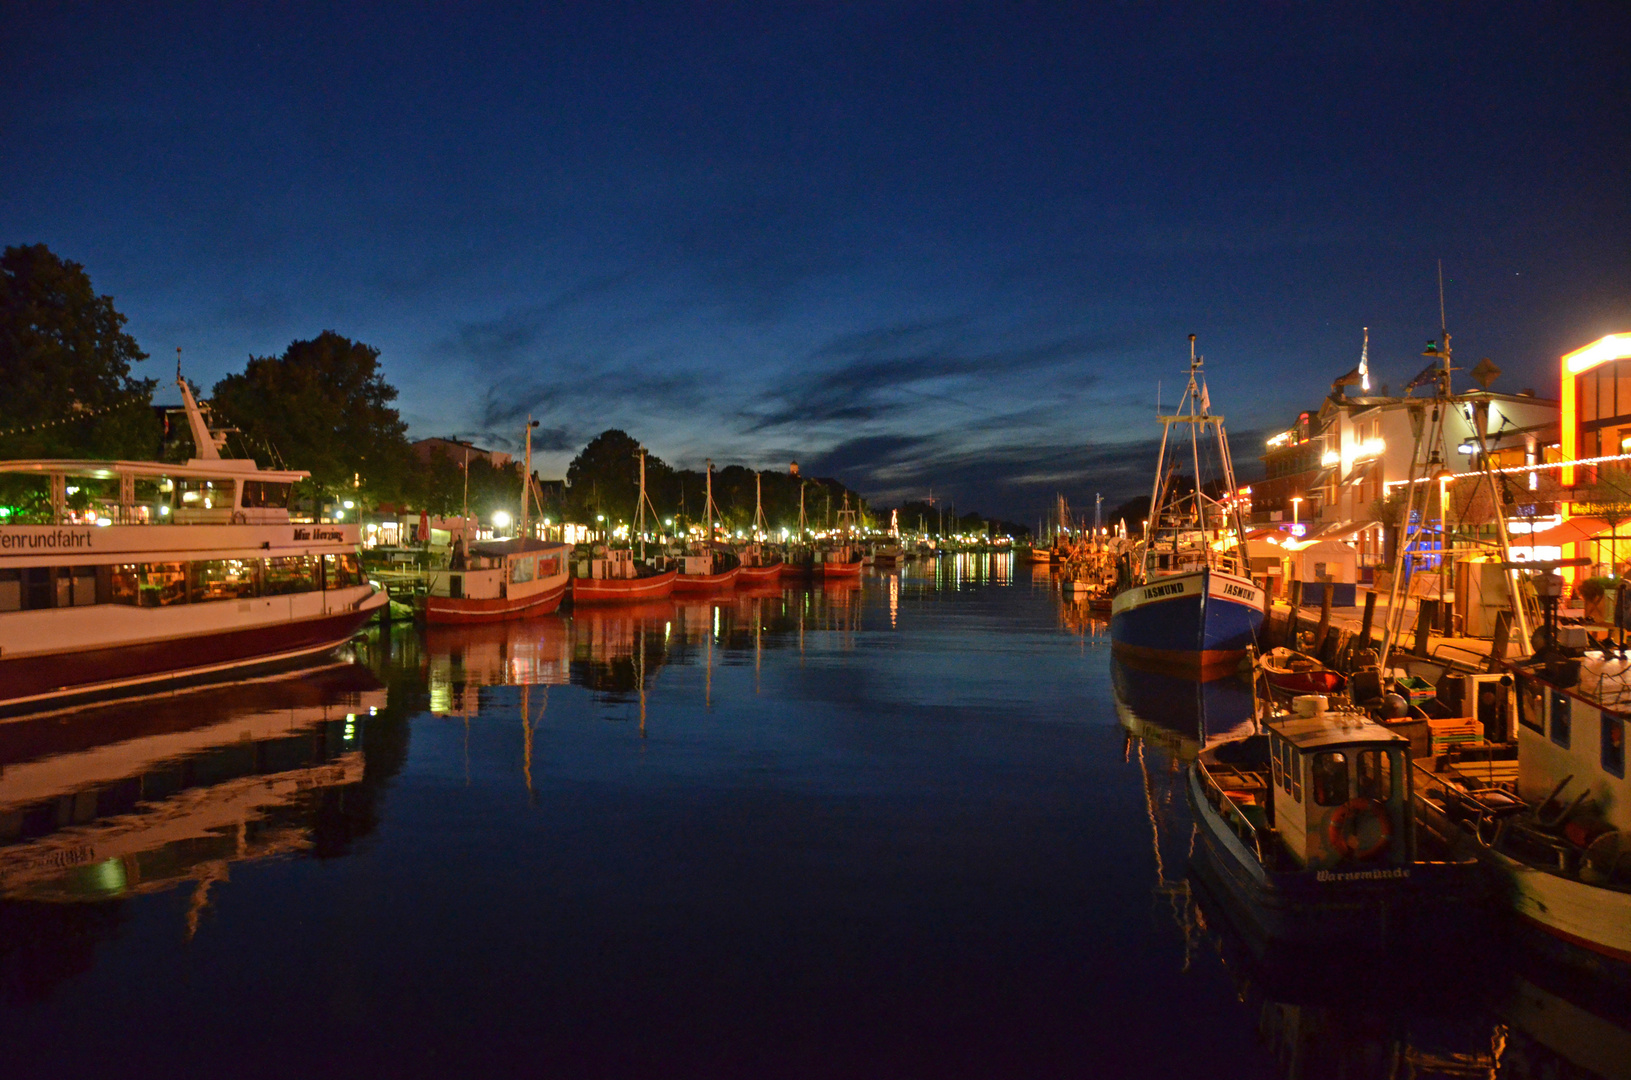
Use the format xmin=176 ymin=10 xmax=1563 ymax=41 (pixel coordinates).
xmin=570 ymin=569 xmax=678 ymax=604
xmin=0 ymin=594 xmax=387 ymax=716
xmin=422 ymin=579 xmax=568 ymax=625
xmin=671 ymin=565 xmax=742 ymax=594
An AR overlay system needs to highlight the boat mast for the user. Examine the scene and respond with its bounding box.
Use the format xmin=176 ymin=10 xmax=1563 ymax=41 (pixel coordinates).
xmin=175 ymin=352 xmax=225 ymax=461
xmin=635 ymin=449 xmax=648 ymax=560
xmin=519 ymin=416 xmax=534 ymax=541
xmin=798 ymin=481 xmax=807 ymax=538
xmin=753 ymin=472 xmax=769 ymax=540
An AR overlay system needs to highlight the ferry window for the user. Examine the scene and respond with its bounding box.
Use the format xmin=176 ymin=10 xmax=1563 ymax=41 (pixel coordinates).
xmin=264 ymin=556 xmax=319 ymax=595
xmin=191 ymin=559 xmax=259 ymax=601
xmin=1311 ymin=751 xmax=1349 ymax=807
xmin=109 ymin=565 xmax=140 ymax=605
xmin=1289 ymin=748 xmax=1302 ymax=803
xmin=241 ymin=481 xmax=293 ymax=509
xmin=322 ymin=553 xmax=361 ymax=589
xmin=175 ymin=478 xmax=235 ymax=510
xmin=55 ymin=569 xmax=72 ymax=609
xmin=1356 ymin=749 xmax=1394 ymax=801
xmin=1270 ymin=737 xmax=1283 ymax=789
xmin=1550 ymin=690 xmax=1571 ymax=749
xmin=0 ymin=569 xmax=19 ymax=612
xmin=23 ymin=567 xmax=51 ymax=610
xmin=71 ymin=566 xmax=96 ymax=606
xmin=1604 ymin=713 xmax=1626 ymax=780
xmin=1516 ymin=676 xmax=1544 ymax=733
xmin=133 ymin=562 xmax=189 ymax=607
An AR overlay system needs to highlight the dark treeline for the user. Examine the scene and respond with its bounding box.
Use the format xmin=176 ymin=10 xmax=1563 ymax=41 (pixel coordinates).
xmin=888 ymin=499 xmax=1030 ymax=539
xmin=0 ymin=243 xmax=875 ymax=531
xmin=561 ymin=429 xmax=868 ymax=533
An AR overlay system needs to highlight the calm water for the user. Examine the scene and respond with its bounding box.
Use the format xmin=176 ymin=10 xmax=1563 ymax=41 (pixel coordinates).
xmin=0 ymin=558 xmax=1622 ymax=1078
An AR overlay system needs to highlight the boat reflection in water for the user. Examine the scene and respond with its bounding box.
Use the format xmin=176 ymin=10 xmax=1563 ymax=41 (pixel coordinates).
xmin=1110 ymin=656 xmax=1257 ymax=761
xmin=0 ymin=662 xmax=384 ymax=917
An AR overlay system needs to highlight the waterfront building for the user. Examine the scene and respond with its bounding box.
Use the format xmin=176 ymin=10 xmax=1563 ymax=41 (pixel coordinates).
xmin=1557 ymin=333 xmax=1631 ymax=575
xmin=1253 ymin=386 xmax=1559 ymax=574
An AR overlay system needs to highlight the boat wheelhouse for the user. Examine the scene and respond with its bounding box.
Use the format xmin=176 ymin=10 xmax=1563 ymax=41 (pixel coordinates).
xmin=1111 ymin=335 xmax=1263 ymax=676
xmin=570 ymin=546 xmax=677 ymax=604
xmin=0 ymin=378 xmax=386 ymax=716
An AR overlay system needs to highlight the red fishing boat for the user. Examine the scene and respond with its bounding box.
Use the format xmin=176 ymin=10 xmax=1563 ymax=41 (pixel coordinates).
xmin=736 ymin=541 xmax=782 ymax=585
xmin=818 ymin=543 xmax=863 ymax=579
xmin=570 ymin=547 xmax=677 ymax=604
xmin=423 ymin=538 xmax=570 ymax=624
xmin=671 ymin=546 xmax=742 ymax=594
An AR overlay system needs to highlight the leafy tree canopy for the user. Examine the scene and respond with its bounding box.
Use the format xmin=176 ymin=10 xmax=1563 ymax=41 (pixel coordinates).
xmin=210 ymin=331 xmax=410 ymax=503
xmin=0 ymin=243 xmax=159 ymax=458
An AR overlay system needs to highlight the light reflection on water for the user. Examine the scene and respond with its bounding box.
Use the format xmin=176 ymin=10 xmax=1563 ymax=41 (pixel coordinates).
xmin=0 ymin=566 xmax=1622 ymax=1078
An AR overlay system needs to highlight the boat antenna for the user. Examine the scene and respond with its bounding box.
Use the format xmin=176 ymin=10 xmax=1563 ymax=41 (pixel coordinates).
xmin=1437 ymin=258 xmax=1447 ymax=337
xmin=753 ymin=472 xmax=769 ymax=540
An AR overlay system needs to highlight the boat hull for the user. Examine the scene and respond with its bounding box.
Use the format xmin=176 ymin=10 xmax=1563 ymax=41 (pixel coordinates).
xmin=423 ymin=577 xmax=567 ymax=625
xmin=570 ymin=569 xmax=678 ymax=604
xmin=779 ymin=562 xmax=814 ymax=579
xmin=671 ymin=566 xmax=742 ymax=594
xmin=0 ymin=591 xmax=387 ymax=717
xmin=820 ymin=560 xmax=862 ymax=579
xmin=1110 ymin=568 xmax=1263 ymax=677
xmin=736 ymin=563 xmax=782 ymax=584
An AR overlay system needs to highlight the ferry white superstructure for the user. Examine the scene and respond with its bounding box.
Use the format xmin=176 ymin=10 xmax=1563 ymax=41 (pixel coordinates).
xmin=0 ymin=377 xmax=386 ymax=715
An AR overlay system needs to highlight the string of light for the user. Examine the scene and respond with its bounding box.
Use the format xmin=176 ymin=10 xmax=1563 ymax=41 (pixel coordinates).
xmin=0 ymin=397 xmax=147 ymax=440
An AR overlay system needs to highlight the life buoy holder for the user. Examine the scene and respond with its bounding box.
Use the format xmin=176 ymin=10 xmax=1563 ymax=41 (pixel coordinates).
xmin=1328 ymin=797 xmax=1392 ymax=860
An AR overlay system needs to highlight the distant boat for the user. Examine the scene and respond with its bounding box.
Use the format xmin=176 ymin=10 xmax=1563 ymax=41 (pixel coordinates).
xmin=671 ymin=544 xmax=742 ymax=594
xmin=736 ymin=541 xmax=783 ymax=585
xmin=570 ymin=547 xmax=677 ymax=604
xmin=424 ymin=538 xmax=571 ymax=624
xmin=817 ymin=542 xmax=863 ymax=579
xmin=1110 ymin=335 xmax=1264 ymax=677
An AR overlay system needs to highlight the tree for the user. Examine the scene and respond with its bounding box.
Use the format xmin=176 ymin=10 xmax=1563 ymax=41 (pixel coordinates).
xmin=210 ymin=332 xmax=411 ymax=506
xmin=566 ymin=430 xmax=661 ymax=525
xmin=0 ymin=244 xmax=159 ymax=459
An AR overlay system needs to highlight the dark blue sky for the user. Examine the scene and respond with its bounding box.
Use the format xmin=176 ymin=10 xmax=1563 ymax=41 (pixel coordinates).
xmin=4 ymin=4 xmax=1627 ymax=520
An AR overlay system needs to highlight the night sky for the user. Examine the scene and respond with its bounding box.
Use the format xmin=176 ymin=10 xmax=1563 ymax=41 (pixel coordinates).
xmin=4 ymin=4 xmax=1628 ymax=521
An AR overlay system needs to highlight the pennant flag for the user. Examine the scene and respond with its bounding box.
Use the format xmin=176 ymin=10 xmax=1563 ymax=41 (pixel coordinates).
xmin=1404 ymin=360 xmax=1439 ymax=392
xmin=1199 ymin=383 xmax=1211 ymax=414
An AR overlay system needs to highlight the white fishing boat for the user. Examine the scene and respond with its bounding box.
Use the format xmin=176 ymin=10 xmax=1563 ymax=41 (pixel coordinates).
xmin=0 ymin=374 xmax=386 ymax=716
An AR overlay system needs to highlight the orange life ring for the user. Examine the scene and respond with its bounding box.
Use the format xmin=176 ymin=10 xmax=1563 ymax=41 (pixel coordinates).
xmin=1328 ymin=797 xmax=1392 ymax=860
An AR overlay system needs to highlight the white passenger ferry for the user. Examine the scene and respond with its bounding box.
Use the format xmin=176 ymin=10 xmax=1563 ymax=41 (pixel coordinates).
xmin=0 ymin=378 xmax=386 ymax=716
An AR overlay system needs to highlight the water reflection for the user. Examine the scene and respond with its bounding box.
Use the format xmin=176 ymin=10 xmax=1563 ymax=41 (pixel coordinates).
xmin=1110 ymin=656 xmax=1257 ymax=760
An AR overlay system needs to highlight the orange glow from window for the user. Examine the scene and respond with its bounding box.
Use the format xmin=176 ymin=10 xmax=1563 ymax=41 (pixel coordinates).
xmin=1561 ymin=334 xmax=1631 ymax=487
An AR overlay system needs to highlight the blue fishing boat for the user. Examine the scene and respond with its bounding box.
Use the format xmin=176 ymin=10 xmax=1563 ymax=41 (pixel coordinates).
xmin=1110 ymin=335 xmax=1264 ymax=677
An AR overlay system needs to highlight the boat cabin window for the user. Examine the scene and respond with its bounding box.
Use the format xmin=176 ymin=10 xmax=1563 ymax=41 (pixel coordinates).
xmin=1603 ymin=713 xmax=1626 ymax=780
xmin=175 ymin=478 xmax=236 ymax=510
xmin=240 ymin=481 xmax=294 ymax=509
xmin=0 ymin=567 xmax=88 ymax=610
xmin=1310 ymin=751 xmax=1349 ymax=807
xmin=1270 ymin=736 xmax=1284 ymax=789
xmin=1356 ymin=749 xmax=1394 ymax=802
xmin=264 ymin=556 xmax=320 ymax=595
xmin=511 ymin=557 xmax=534 ymax=584
xmin=1550 ymin=690 xmax=1571 ymax=749
xmin=109 ymin=562 xmax=189 ymax=607
xmin=0 ymin=569 xmax=17 ymax=612
xmin=1516 ymin=676 xmax=1544 ymax=733
xmin=323 ymin=553 xmax=362 ymax=589
xmin=191 ymin=559 xmax=259 ymax=602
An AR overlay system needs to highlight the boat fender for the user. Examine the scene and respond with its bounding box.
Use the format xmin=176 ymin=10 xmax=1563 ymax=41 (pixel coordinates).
xmin=1328 ymin=798 xmax=1392 ymax=860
